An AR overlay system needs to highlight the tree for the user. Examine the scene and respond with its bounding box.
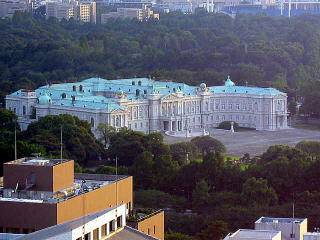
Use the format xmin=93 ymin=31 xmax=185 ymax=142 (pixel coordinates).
xmin=197 ymin=220 xmax=229 ymax=240
xmin=130 ymin=152 xmax=155 ymax=189
xmin=191 ymin=136 xmax=226 ymax=156
xmin=241 ymin=177 xmax=278 ymax=206
xmin=296 ymin=141 xmax=320 ymax=160
xmin=97 ymin=123 xmax=116 ymax=149
xmin=170 ymin=142 xmax=198 ymax=165
xmin=192 ymin=179 xmax=210 ymax=213
xmin=165 ymin=231 xmax=195 ymax=240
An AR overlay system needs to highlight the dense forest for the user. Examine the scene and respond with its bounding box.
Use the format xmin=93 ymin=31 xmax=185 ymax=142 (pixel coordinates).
xmin=2 ymin=10 xmax=320 ymax=239
xmin=1 ymin=109 xmax=320 ymax=240
xmin=1 ymin=12 xmax=320 ymax=115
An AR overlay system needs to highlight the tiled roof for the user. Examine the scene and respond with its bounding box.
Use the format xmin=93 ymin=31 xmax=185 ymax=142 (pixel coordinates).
xmin=8 ymin=77 xmax=285 ymax=110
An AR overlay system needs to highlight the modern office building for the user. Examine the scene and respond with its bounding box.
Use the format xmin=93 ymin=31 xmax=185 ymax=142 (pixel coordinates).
xmin=0 ymin=0 xmax=29 ymax=18
xmin=255 ymin=217 xmax=308 ymax=240
xmin=11 ymin=204 xmax=162 ymax=240
xmin=0 ymin=157 xmax=133 ymax=234
xmin=46 ymin=0 xmax=96 ymax=23
xmin=224 ymin=229 xmax=282 ymax=240
xmin=5 ymin=76 xmax=288 ymax=134
xmin=101 ymin=6 xmax=158 ymax=23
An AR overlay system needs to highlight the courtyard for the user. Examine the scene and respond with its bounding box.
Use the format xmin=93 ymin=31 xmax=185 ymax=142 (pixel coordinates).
xmin=163 ymin=127 xmax=320 ymax=157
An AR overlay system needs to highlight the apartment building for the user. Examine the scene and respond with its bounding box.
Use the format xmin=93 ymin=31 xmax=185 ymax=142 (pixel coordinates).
xmin=101 ymin=6 xmax=158 ymax=23
xmin=46 ymin=0 xmax=96 ymax=23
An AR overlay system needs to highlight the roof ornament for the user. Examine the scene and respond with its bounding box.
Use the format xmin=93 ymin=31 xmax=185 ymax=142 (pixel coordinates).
xmin=225 ymin=76 xmax=235 ymax=87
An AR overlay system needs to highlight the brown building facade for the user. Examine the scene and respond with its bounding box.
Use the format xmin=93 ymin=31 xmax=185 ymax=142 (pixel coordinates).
xmin=0 ymin=158 xmax=133 ymax=234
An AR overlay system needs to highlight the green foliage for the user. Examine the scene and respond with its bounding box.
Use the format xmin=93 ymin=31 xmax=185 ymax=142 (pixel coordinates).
xmin=217 ymin=121 xmax=240 ymax=131
xmin=134 ymin=189 xmax=187 ymax=211
xmin=1 ymin=13 xmax=320 ymax=116
xmin=22 ymin=114 xmax=104 ymax=163
xmin=96 ymin=123 xmax=116 ymax=149
xmin=191 ymin=136 xmax=226 ymax=156
xmin=165 ymin=231 xmax=195 ymax=240
xmin=241 ymin=177 xmax=278 ymax=206
xmin=296 ymin=141 xmax=320 ymax=160
xmin=170 ymin=142 xmax=198 ymax=165
xmin=196 ymin=220 xmax=229 ymax=240
xmin=192 ymin=180 xmax=210 ymax=213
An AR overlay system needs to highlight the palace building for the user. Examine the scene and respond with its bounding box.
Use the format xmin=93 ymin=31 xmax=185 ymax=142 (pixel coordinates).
xmin=5 ymin=76 xmax=288 ymax=134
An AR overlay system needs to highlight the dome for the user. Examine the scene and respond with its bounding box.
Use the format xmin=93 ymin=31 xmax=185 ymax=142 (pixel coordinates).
xmin=200 ymin=83 xmax=207 ymax=89
xmin=38 ymin=93 xmax=52 ymax=104
xmin=225 ymin=76 xmax=235 ymax=87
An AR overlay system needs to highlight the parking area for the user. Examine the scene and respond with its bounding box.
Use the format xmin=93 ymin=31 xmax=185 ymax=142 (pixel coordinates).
xmin=163 ymin=128 xmax=320 ymax=157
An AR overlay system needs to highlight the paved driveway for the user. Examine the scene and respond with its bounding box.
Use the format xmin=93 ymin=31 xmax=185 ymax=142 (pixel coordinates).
xmin=163 ymin=128 xmax=320 ymax=157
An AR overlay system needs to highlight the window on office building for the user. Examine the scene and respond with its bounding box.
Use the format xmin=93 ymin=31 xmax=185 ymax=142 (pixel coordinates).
xmin=109 ymin=220 xmax=115 ymax=233
xmin=101 ymin=224 xmax=107 ymax=237
xmin=117 ymin=216 xmax=123 ymax=228
xmin=84 ymin=233 xmax=90 ymax=240
xmin=93 ymin=228 xmax=99 ymax=240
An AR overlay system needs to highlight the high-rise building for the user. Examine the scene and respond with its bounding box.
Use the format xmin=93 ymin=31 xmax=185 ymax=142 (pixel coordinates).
xmin=0 ymin=0 xmax=29 ymax=18
xmin=45 ymin=0 xmax=96 ymax=23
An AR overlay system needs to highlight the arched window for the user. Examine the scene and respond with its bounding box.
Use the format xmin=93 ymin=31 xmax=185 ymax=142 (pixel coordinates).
xmin=23 ymin=106 xmax=26 ymax=115
xmin=72 ymin=85 xmax=76 ymax=91
xmin=90 ymin=117 xmax=94 ymax=127
xmin=138 ymin=81 xmax=142 ymax=86
xmin=79 ymin=85 xmax=83 ymax=92
xmin=132 ymin=81 xmax=135 ymax=85
xmin=136 ymin=89 xmax=140 ymax=96
xmin=61 ymin=93 xmax=66 ymax=99
xmin=144 ymin=90 xmax=147 ymax=94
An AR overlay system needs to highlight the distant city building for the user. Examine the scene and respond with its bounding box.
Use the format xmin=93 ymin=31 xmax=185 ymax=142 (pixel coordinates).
xmin=255 ymin=217 xmax=308 ymax=240
xmin=46 ymin=0 xmax=96 ymax=23
xmin=224 ymin=229 xmax=282 ymax=240
xmin=101 ymin=6 xmax=158 ymax=23
xmin=5 ymin=76 xmax=288 ymax=134
xmin=0 ymin=0 xmax=30 ymax=18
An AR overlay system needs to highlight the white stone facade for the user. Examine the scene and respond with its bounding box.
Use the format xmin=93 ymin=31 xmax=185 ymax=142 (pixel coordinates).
xmin=5 ymin=77 xmax=288 ymax=134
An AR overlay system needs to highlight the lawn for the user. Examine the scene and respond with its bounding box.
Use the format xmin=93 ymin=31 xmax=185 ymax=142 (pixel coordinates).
xmin=293 ymin=125 xmax=320 ymax=131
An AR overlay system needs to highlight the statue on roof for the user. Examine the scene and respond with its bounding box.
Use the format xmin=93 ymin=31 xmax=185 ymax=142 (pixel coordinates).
xmin=225 ymin=76 xmax=235 ymax=87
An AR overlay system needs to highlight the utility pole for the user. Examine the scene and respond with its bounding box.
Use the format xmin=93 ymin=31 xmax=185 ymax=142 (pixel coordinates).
xmin=14 ymin=126 xmax=17 ymax=160
xmin=60 ymin=126 xmax=63 ymax=160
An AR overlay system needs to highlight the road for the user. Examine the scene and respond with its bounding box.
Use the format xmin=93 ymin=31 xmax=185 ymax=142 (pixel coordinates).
xmin=163 ymin=128 xmax=320 ymax=157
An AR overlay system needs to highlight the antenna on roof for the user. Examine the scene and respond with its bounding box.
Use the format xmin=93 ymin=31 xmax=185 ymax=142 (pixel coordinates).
xmin=14 ymin=125 xmax=17 ymax=160
xmin=292 ymin=201 xmax=295 ymax=219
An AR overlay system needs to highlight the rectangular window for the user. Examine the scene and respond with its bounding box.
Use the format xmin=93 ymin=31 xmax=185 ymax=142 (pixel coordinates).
xmin=154 ymin=225 xmax=156 ymax=234
xmin=221 ymin=104 xmax=225 ymax=110
xmin=84 ymin=233 xmax=90 ymax=240
xmin=236 ymin=104 xmax=240 ymax=110
xmin=117 ymin=216 xmax=123 ymax=228
xmin=148 ymin=228 xmax=150 ymax=235
xmin=229 ymin=104 xmax=232 ymax=110
xmin=93 ymin=228 xmax=99 ymax=240
xmin=101 ymin=224 xmax=107 ymax=237
xmin=215 ymin=104 xmax=219 ymax=110
xmin=109 ymin=220 xmax=115 ymax=233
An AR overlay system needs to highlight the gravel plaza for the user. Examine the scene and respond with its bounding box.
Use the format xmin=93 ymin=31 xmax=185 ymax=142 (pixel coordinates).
xmin=163 ymin=128 xmax=320 ymax=157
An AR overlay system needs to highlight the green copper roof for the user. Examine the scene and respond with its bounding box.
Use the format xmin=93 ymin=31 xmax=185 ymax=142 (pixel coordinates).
xmin=8 ymin=77 xmax=285 ymax=110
